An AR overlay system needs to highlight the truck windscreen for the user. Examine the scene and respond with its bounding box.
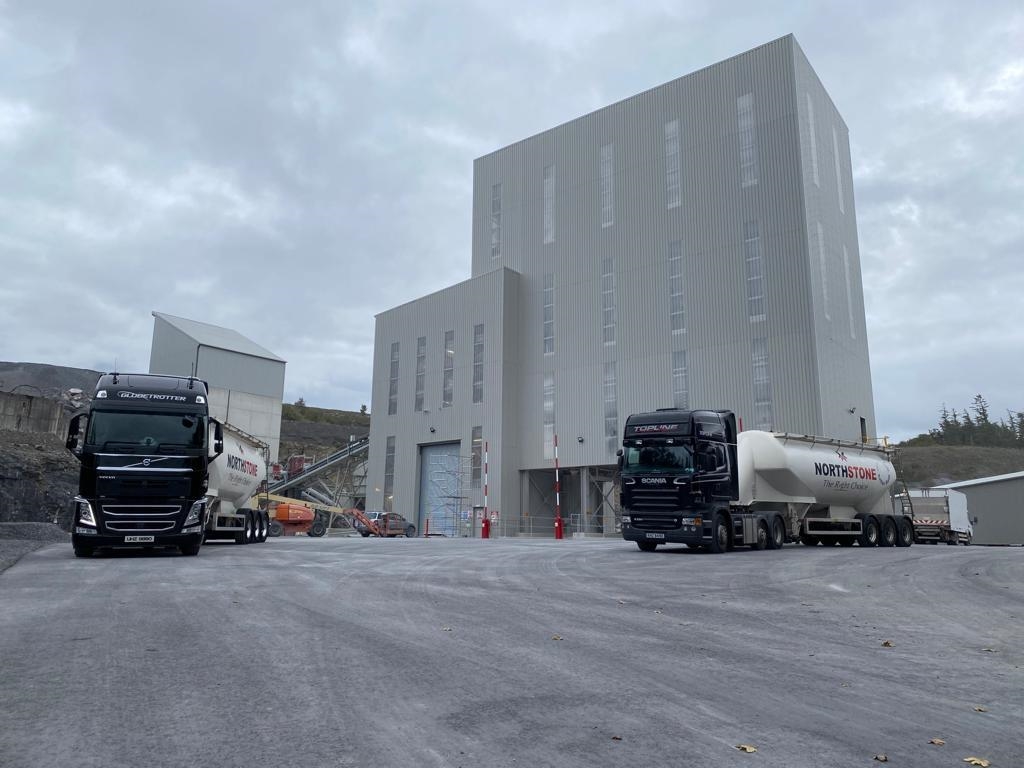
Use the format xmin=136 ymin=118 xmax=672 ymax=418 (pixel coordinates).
xmin=622 ymin=444 xmax=693 ymax=474
xmin=86 ymin=411 xmax=206 ymax=452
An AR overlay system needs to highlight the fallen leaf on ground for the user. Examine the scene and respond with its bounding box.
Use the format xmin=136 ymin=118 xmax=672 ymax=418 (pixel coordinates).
xmin=551 ymin=634 xmax=563 ymax=641
xmin=734 ymin=744 xmax=757 ymax=753
xmin=611 ymin=735 xmax=622 ymax=741
xmin=441 ymin=626 xmax=452 ymax=632
xmin=963 ymin=759 xmax=990 ymax=767
xmin=973 ymin=706 xmax=988 ymax=712
xmin=881 ymin=640 xmax=894 ymax=647
xmin=873 ymin=754 xmax=888 ymax=762
xmin=981 ymin=648 xmax=996 ymax=652
xmin=929 ymin=738 xmax=946 ymax=745
xmin=654 ymin=610 xmax=663 ymax=614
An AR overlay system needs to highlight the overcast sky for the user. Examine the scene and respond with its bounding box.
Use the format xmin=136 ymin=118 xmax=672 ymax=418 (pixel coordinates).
xmin=2 ymin=1 xmax=1021 ymax=442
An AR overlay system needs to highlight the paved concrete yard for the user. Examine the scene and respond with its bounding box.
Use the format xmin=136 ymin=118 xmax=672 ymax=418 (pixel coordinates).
xmin=1 ymin=537 xmax=1021 ymax=767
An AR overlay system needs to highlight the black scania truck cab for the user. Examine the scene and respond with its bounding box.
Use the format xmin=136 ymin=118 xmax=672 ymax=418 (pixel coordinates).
xmin=66 ymin=373 xmax=223 ymax=557
xmin=618 ymin=408 xmax=739 ymax=553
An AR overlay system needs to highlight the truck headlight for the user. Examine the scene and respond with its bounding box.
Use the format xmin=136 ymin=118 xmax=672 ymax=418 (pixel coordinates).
xmin=184 ymin=500 xmax=205 ymax=527
xmin=75 ymin=497 xmax=96 ymax=527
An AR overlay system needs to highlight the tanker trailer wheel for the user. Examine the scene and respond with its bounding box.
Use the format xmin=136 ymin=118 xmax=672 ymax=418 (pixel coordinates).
xmin=268 ymin=519 xmax=284 ymax=537
xmin=858 ymin=516 xmax=879 ymax=547
xmin=708 ymin=512 xmax=729 ymax=554
xmin=235 ymin=512 xmax=252 ymax=545
xmin=767 ymin=517 xmax=785 ymax=550
xmin=799 ymin=532 xmax=819 ymax=547
xmin=879 ymin=517 xmax=897 ymax=547
xmin=895 ymin=517 xmax=914 ymax=547
xmin=752 ymin=520 xmax=769 ymax=550
xmin=637 ymin=541 xmax=658 ymax=552
xmin=254 ymin=510 xmax=268 ymax=543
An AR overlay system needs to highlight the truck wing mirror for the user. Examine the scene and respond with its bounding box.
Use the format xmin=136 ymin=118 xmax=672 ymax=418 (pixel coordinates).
xmin=65 ymin=414 xmax=84 ymax=455
xmin=211 ymin=420 xmax=224 ymax=457
xmin=616 ymin=448 xmax=623 ymax=470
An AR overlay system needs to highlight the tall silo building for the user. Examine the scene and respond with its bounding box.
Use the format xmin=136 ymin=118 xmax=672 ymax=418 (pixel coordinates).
xmin=368 ymin=35 xmax=875 ymax=536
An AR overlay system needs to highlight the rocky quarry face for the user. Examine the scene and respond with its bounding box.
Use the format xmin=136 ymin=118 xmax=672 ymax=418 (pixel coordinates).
xmin=0 ymin=430 xmax=80 ymax=529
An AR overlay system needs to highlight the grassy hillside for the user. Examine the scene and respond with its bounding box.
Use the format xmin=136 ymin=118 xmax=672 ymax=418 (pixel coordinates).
xmin=895 ymin=445 xmax=1023 ymax=487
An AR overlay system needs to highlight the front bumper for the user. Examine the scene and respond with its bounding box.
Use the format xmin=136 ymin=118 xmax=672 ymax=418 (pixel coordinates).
xmin=72 ymin=530 xmax=204 ymax=551
xmin=621 ymin=514 xmax=706 ymax=546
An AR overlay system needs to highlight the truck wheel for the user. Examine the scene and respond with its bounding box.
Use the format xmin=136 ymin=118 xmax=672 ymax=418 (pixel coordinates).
xmin=799 ymin=532 xmax=819 ymax=547
xmin=752 ymin=520 xmax=769 ymax=550
xmin=838 ymin=537 xmax=854 ymax=547
xmin=256 ymin=510 xmax=269 ymax=542
xmin=709 ymin=513 xmax=729 ymax=554
xmin=859 ymin=516 xmax=879 ymax=547
xmin=235 ymin=513 xmax=252 ymax=545
xmin=767 ymin=517 xmax=785 ymax=549
xmin=246 ymin=510 xmax=258 ymax=543
xmin=879 ymin=517 xmax=897 ymax=547
xmin=637 ymin=541 xmax=658 ymax=552
xmin=73 ymin=546 xmax=94 ymax=558
xmin=179 ymin=541 xmax=201 ymax=556
xmin=309 ymin=520 xmax=327 ymax=537
xmin=268 ymin=520 xmax=284 ymax=537
xmin=896 ymin=517 xmax=914 ymax=547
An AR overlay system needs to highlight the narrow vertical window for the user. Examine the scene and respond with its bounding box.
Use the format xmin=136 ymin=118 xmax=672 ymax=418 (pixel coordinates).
xmin=387 ymin=341 xmax=399 ymax=415
xmin=668 ymin=239 xmax=685 ymax=333
xmin=832 ymin=127 xmax=845 ymax=214
xmin=543 ymin=165 xmax=556 ymax=244
xmin=442 ymin=330 xmax=455 ymax=407
xmin=414 ymin=336 xmax=426 ymax=412
xmin=490 ymin=183 xmax=502 ymax=258
xmin=601 ymin=257 xmax=616 ymax=344
xmin=817 ymin=222 xmax=830 ymax=321
xmin=472 ymin=323 xmax=484 ymax=404
xmin=665 ymin=119 xmax=681 ymax=209
xmin=383 ymin=436 xmax=396 ymax=513
xmin=471 ymin=426 xmax=482 ymax=488
xmin=751 ymin=338 xmax=773 ymax=430
xmin=806 ymin=94 xmax=820 ymax=187
xmin=843 ymin=245 xmax=856 ymax=340
xmin=604 ymin=362 xmax=618 ymax=453
xmin=543 ymin=372 xmax=555 ymax=459
xmin=600 ymin=143 xmax=614 ymax=227
xmin=737 ymin=93 xmax=758 ymax=187
xmin=542 ymin=273 xmax=554 ymax=354
xmin=744 ymin=221 xmax=765 ymax=322
xmin=672 ymin=350 xmax=689 ymax=410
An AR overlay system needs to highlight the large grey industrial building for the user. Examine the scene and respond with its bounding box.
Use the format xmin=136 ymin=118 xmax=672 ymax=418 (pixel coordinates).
xmin=149 ymin=311 xmax=286 ymax=462
xmin=367 ymin=35 xmax=875 ymax=536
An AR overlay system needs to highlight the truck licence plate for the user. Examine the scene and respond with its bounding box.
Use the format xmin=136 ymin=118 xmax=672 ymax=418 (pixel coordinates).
xmin=645 ymin=533 xmax=665 ymax=540
xmin=124 ymin=535 xmax=154 ymax=543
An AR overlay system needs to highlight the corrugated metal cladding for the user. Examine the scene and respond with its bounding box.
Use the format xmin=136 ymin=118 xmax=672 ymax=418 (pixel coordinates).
xmin=377 ymin=34 xmax=876 ymax=529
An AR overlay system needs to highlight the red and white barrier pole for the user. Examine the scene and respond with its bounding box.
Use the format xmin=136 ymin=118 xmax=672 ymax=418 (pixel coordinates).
xmin=482 ymin=441 xmax=490 ymax=539
xmin=553 ymin=434 xmax=563 ymax=539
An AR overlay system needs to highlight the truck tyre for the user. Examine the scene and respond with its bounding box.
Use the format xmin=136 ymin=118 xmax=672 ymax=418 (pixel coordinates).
xmin=799 ymin=532 xmax=819 ymax=547
xmin=73 ymin=546 xmax=94 ymax=558
xmin=879 ymin=517 xmax=897 ymax=547
xmin=179 ymin=541 xmax=201 ymax=556
xmin=235 ymin=513 xmax=252 ymax=545
xmin=767 ymin=517 xmax=785 ymax=550
xmin=752 ymin=520 xmax=769 ymax=550
xmin=637 ymin=541 xmax=658 ymax=552
xmin=247 ymin=510 xmax=258 ymax=543
xmin=896 ymin=517 xmax=914 ymax=547
xmin=709 ymin=512 xmax=729 ymax=554
xmin=838 ymin=537 xmax=854 ymax=546
xmin=309 ymin=520 xmax=327 ymax=537
xmin=268 ymin=519 xmax=284 ymax=537
xmin=255 ymin=510 xmax=268 ymax=543
xmin=859 ymin=516 xmax=879 ymax=547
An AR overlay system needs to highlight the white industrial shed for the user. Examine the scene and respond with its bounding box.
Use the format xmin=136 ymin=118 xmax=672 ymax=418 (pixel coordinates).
xmin=368 ymin=35 xmax=877 ymax=536
xmin=938 ymin=471 xmax=1024 ymax=546
xmin=148 ymin=311 xmax=286 ymax=462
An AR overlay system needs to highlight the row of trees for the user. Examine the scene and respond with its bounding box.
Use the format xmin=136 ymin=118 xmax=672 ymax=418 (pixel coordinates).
xmin=904 ymin=395 xmax=1024 ymax=448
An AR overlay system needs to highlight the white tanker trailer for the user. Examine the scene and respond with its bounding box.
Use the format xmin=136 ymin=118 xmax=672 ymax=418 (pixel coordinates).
xmin=203 ymin=421 xmax=270 ymax=544
xmin=618 ymin=408 xmax=914 ymax=553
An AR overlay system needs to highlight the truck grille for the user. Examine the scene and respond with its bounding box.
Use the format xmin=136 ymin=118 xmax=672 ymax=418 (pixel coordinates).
xmin=102 ymin=504 xmax=182 ymax=533
xmin=97 ymin=476 xmax=191 ymax=498
xmin=629 ymin=514 xmax=681 ymax=531
xmin=628 ymin=486 xmax=679 ymax=510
